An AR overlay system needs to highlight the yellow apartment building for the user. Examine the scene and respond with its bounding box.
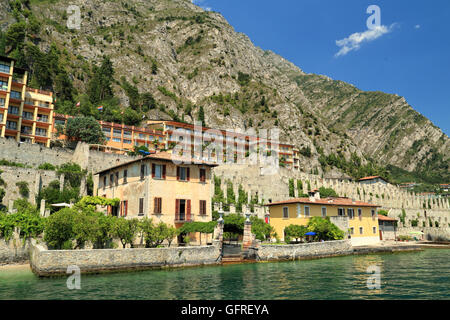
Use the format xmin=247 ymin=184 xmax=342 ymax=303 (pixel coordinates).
xmin=94 ymin=152 xmax=218 ymax=245
xmin=0 ymin=56 xmax=54 ymax=147
xmin=266 ymin=190 xmax=381 ymax=246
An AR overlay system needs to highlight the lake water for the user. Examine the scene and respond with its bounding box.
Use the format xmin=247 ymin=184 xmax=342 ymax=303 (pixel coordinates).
xmin=0 ymin=249 xmax=449 ymax=300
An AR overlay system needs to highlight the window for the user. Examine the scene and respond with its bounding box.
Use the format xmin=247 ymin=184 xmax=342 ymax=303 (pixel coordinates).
xmin=350 ymin=227 xmax=354 ymax=235
xmin=154 ymin=197 xmax=162 ymax=214
xmin=113 ymin=129 xmax=121 ymax=137
xmin=120 ymin=200 xmax=128 ymax=217
xmin=0 ymin=77 xmax=8 ymax=89
xmin=199 ymin=200 xmax=207 ymax=215
xmin=139 ymin=198 xmax=144 ymax=216
xmin=371 ymin=209 xmax=376 ymax=220
xmin=37 ymin=114 xmax=48 ymax=123
xmin=304 ymin=206 xmax=310 ymax=217
xmin=338 ymin=208 xmax=345 ymax=216
xmin=21 ymin=126 xmax=32 ymax=134
xmin=0 ymin=98 xmax=5 ymax=107
xmin=347 ymin=208 xmax=355 ymax=219
xmin=359 ymin=227 xmax=363 ymax=235
xmin=102 ymin=127 xmax=111 ymax=136
xmin=112 ymin=138 xmax=121 ymax=142
xmin=322 ymin=207 xmax=327 ymax=217
xmin=0 ymin=114 xmax=3 ymax=123
xmin=110 ymin=174 xmax=114 ymax=187
xmin=283 ymin=207 xmax=289 ymax=219
xmin=35 ymin=128 xmax=47 ymax=136
xmin=25 ymin=98 xmax=34 ymax=106
xmin=55 ymin=119 xmax=66 ymax=126
xmin=22 ymin=111 xmax=33 ymax=120
xmin=6 ymin=120 xmax=17 ymax=130
xmin=8 ymin=106 xmax=19 ymax=115
xmin=123 ymin=170 xmax=127 ymax=184
xmin=373 ymin=227 xmax=377 ymax=234
xmin=140 ymin=164 xmax=146 ymax=180
xmin=177 ymin=166 xmax=190 ymax=181
xmin=199 ymin=168 xmax=206 ymax=182
xmin=123 ymin=139 xmax=131 ymax=144
xmin=175 ymin=199 xmax=191 ymax=221
xmin=358 ymin=208 xmax=362 ymax=220
xmin=0 ymin=63 xmax=10 ymax=74
xmin=152 ymin=164 xmax=166 ymax=179
xmin=38 ymin=101 xmax=49 ymax=108
xmin=103 ymin=176 xmax=107 ymax=189
xmin=115 ymin=172 xmax=119 ymax=186
xmin=10 ymin=91 xmax=21 ymax=99
xmin=297 ymin=203 xmax=301 ymax=218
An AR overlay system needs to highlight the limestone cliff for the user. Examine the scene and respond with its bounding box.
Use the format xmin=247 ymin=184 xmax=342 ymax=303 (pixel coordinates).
xmin=0 ymin=0 xmax=448 ymax=182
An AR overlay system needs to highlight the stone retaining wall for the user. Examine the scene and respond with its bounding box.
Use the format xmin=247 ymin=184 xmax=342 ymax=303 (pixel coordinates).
xmin=29 ymin=240 xmax=222 ymax=276
xmin=0 ymin=238 xmax=31 ymax=265
xmin=254 ymin=240 xmax=353 ymax=261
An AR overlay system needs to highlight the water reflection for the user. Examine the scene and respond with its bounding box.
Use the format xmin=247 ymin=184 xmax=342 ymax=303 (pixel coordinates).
xmin=0 ymin=249 xmax=449 ymax=300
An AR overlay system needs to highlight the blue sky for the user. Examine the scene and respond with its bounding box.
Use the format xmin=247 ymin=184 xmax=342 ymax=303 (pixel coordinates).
xmin=193 ymin=0 xmax=450 ymax=135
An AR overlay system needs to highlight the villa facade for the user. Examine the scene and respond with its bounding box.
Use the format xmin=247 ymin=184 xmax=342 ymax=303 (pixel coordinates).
xmin=266 ymin=190 xmax=381 ymax=246
xmin=94 ymin=152 xmax=217 ymax=244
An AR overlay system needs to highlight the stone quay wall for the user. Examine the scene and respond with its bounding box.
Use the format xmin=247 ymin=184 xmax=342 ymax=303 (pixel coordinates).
xmin=255 ymin=240 xmax=353 ymax=261
xmin=29 ymin=240 xmax=222 ymax=277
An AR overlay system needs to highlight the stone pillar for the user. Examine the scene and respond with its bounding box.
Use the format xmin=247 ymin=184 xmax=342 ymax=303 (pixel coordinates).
xmin=8 ymin=199 xmax=14 ymax=214
xmin=242 ymin=213 xmax=253 ymax=251
xmin=40 ymin=199 xmax=46 ymax=217
xmin=59 ymin=173 xmax=65 ymax=192
xmin=79 ymin=175 xmax=87 ymax=197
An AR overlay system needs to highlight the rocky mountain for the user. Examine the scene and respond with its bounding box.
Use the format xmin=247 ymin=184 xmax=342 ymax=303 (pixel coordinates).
xmin=1 ymin=0 xmax=448 ymax=183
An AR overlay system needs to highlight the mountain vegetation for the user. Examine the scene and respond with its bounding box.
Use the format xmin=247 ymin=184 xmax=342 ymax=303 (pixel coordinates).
xmin=0 ymin=0 xmax=448 ymax=184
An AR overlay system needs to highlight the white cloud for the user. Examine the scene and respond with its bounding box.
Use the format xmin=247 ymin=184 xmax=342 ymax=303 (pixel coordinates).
xmin=415 ymin=24 xmax=421 ymax=29
xmin=192 ymin=0 xmax=212 ymax=11
xmin=335 ymin=24 xmax=395 ymax=57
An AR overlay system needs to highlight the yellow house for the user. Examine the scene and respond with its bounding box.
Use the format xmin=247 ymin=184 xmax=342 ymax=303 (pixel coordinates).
xmin=94 ymin=152 xmax=217 ymax=245
xmin=266 ymin=190 xmax=381 ymax=246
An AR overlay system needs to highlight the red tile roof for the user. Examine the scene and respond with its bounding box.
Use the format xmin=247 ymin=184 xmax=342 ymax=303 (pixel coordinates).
xmin=266 ymin=197 xmax=380 ymax=207
xmin=377 ymin=214 xmax=397 ymax=222
xmin=95 ymin=151 xmax=218 ymax=174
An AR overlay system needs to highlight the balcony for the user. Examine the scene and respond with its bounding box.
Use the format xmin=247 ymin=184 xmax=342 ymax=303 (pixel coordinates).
xmin=175 ymin=212 xmax=193 ymax=223
xmin=36 ymin=116 xmax=49 ymax=123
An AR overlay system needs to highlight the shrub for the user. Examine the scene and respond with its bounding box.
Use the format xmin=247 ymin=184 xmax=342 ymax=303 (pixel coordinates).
xmin=284 ymin=224 xmax=307 ymax=243
xmin=307 ymin=217 xmax=344 ymax=241
xmin=16 ymin=181 xmax=29 ymax=198
xmin=38 ymin=163 xmax=56 ymax=171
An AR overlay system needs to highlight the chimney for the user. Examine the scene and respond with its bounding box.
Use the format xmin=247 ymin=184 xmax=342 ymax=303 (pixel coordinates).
xmin=308 ymin=189 xmax=320 ymax=202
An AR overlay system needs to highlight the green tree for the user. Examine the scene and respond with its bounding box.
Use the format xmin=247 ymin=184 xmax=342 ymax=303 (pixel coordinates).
xmin=197 ymin=105 xmax=206 ymax=127
xmin=284 ymin=224 xmax=307 ymax=243
xmin=307 ymin=217 xmax=344 ymax=241
xmin=289 ymin=179 xmax=295 ymax=197
xmin=112 ymin=218 xmax=139 ymax=248
xmin=65 ymin=116 xmax=105 ymax=144
xmin=318 ymin=186 xmax=338 ymax=198
xmin=44 ymin=208 xmax=76 ymax=249
xmin=87 ymin=56 xmax=114 ymax=104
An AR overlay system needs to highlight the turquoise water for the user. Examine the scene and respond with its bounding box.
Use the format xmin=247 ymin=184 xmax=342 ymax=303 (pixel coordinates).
xmin=0 ymin=249 xmax=449 ymax=299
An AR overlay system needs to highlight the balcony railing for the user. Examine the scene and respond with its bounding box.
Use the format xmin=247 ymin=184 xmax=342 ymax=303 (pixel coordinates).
xmin=175 ymin=213 xmax=193 ymax=223
xmin=36 ymin=117 xmax=49 ymax=123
